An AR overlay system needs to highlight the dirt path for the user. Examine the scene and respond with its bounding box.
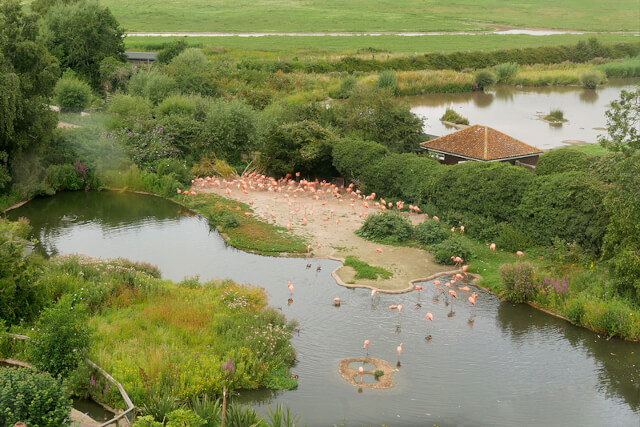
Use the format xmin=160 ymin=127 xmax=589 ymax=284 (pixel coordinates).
xmin=196 ymin=179 xmax=452 ymax=292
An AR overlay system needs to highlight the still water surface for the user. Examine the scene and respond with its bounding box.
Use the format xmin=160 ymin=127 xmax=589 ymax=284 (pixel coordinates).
xmin=8 ymin=192 xmax=639 ymax=426
xmin=409 ymin=79 xmax=640 ymax=150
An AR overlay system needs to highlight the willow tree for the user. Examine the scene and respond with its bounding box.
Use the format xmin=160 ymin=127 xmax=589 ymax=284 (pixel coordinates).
xmin=0 ymin=0 xmax=59 ymax=190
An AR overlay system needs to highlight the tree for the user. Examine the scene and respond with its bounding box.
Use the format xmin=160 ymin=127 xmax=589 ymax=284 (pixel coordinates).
xmin=0 ymin=0 xmax=59 ymax=185
xmin=598 ymin=87 xmax=640 ymax=154
xmin=40 ymin=0 xmax=125 ymax=90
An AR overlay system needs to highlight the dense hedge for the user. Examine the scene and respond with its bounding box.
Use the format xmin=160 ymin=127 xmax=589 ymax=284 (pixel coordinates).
xmin=332 ymin=138 xmax=390 ymax=182
xmin=517 ymin=172 xmax=608 ymax=253
xmin=535 ymin=148 xmax=594 ymax=176
xmin=236 ymin=40 xmax=640 ymax=74
xmin=356 ymin=212 xmax=413 ymax=243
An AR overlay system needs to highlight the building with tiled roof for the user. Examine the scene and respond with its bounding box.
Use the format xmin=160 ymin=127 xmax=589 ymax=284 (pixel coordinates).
xmin=420 ymin=125 xmax=543 ymax=167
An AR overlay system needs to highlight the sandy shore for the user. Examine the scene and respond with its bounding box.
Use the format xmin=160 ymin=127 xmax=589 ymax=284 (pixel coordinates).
xmin=196 ymin=179 xmax=452 ymax=292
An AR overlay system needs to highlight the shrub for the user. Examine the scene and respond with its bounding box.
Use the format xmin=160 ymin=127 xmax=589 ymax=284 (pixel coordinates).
xmin=54 ymin=76 xmax=92 ymax=112
xmin=495 ymin=224 xmax=534 ymax=253
xmin=129 ymin=71 xmax=178 ymax=105
xmin=0 ymin=219 xmax=46 ymax=325
xmin=440 ymin=108 xmax=469 ymax=125
xmin=107 ymin=94 xmax=153 ymax=129
xmin=204 ymin=99 xmax=260 ymax=165
xmin=579 ymin=70 xmax=606 ymax=89
xmin=356 ymin=212 xmax=413 ymax=243
xmin=581 ymin=297 xmax=639 ymax=339
xmin=45 ymin=162 xmax=88 ymax=191
xmin=155 ymin=158 xmax=192 ymax=186
xmin=517 ymin=172 xmax=608 ymax=253
xmin=0 ymin=368 xmax=72 ymax=427
xmin=498 ymin=262 xmax=537 ymax=303
xmin=414 ymin=219 xmax=448 ymax=245
xmin=225 ymin=402 xmax=262 ymax=427
xmin=494 ymin=62 xmax=519 ymax=82
xmin=156 ymin=95 xmax=199 ymax=118
xmin=110 ymin=126 xmax=180 ymax=172
xmin=330 ymin=75 xmax=358 ymax=99
xmin=474 ymin=70 xmax=497 ymax=90
xmin=375 ymin=70 xmax=398 ymax=93
xmin=157 ymin=39 xmax=188 ymax=65
xmin=168 ymin=48 xmax=217 ymax=96
xmin=535 ymin=147 xmax=593 ymax=176
xmin=432 ymin=236 xmax=473 ymax=265
xmin=29 ymin=295 xmax=92 ymax=377
xmin=544 ymin=109 xmax=565 ymax=122
xmin=133 ymin=415 xmax=163 ymax=427
xmin=166 ymin=409 xmax=206 ymax=427
xmin=189 ymin=395 xmax=222 ymax=426
xmin=331 ymin=138 xmax=389 ymax=182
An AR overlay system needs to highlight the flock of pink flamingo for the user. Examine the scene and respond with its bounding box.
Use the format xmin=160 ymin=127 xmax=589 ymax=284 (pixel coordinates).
xmin=179 ymin=172 xmax=531 ymax=371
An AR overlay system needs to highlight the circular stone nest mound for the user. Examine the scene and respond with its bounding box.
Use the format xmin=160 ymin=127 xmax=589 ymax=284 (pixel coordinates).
xmin=339 ymin=357 xmax=395 ymax=389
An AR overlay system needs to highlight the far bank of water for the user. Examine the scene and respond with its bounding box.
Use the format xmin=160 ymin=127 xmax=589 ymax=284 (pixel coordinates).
xmin=8 ymin=191 xmax=639 ymax=426
xmin=409 ymin=78 xmax=640 ymax=150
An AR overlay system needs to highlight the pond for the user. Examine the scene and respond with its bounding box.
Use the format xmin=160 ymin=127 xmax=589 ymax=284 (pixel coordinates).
xmin=409 ymin=78 xmax=640 ymax=151
xmin=8 ymin=191 xmax=640 ymax=426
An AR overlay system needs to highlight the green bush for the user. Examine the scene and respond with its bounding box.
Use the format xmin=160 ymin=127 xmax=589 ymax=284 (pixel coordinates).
xmin=168 ymin=48 xmax=217 ymax=96
xmin=129 ymin=71 xmax=178 ymax=105
xmin=535 ymin=148 xmax=593 ymax=176
xmin=356 ymin=212 xmax=413 ymax=243
xmin=329 ymin=75 xmax=358 ymax=99
xmin=157 ymin=39 xmax=188 ymax=65
xmin=156 ymin=158 xmax=192 ymax=186
xmin=0 ymin=219 xmax=46 ymax=325
xmin=518 ymin=172 xmax=608 ymax=253
xmin=54 ymin=76 xmax=92 ymax=112
xmin=375 ymin=70 xmax=398 ymax=93
xmin=595 ymin=56 xmax=640 ymax=77
xmin=29 ymin=295 xmax=92 ymax=377
xmin=166 ymin=409 xmax=206 ymax=427
xmin=331 ymin=138 xmax=389 ymax=182
xmin=474 ymin=70 xmax=497 ymax=90
xmin=581 ymin=297 xmax=640 ymax=339
xmin=108 ymin=94 xmax=153 ymax=129
xmin=156 ymin=94 xmax=199 ymax=118
xmin=498 ymin=262 xmax=537 ymax=303
xmin=45 ymin=162 xmax=88 ymax=191
xmin=440 ymin=108 xmax=469 ymax=125
xmin=204 ymin=99 xmax=260 ymax=165
xmin=495 ymin=224 xmax=534 ymax=253
xmin=494 ymin=62 xmax=519 ymax=82
xmin=225 ymin=402 xmax=262 ymax=427
xmin=133 ymin=415 xmax=163 ymax=427
xmin=579 ymin=70 xmax=606 ymax=89
xmin=0 ymin=368 xmax=72 ymax=427
xmin=414 ymin=219 xmax=448 ymax=245
xmin=110 ymin=126 xmax=180 ymax=172
xmin=432 ymin=236 xmax=473 ymax=265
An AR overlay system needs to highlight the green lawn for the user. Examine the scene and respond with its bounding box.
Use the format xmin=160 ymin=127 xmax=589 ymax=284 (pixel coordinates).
xmin=125 ymin=33 xmax=638 ymax=55
xmin=100 ymin=0 xmax=639 ymax=33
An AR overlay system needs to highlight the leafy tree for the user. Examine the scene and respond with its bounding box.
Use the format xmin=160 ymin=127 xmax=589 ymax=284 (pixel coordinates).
xmin=167 ymin=48 xmax=217 ymax=96
xmin=332 ymin=137 xmax=389 ymax=182
xmin=0 ymin=0 xmax=59 ymax=176
xmin=157 ymin=39 xmax=188 ymax=64
xmin=40 ymin=0 xmax=125 ymax=90
xmin=54 ymin=74 xmax=92 ymax=112
xmin=260 ymin=120 xmax=338 ymax=177
xmin=29 ymin=294 xmax=92 ymax=377
xmin=203 ymin=99 xmax=259 ymax=165
xmin=598 ymin=87 xmax=640 ymax=154
xmin=99 ymin=56 xmax=133 ymax=93
xmin=331 ymin=87 xmax=425 ymax=153
xmin=30 ymin=0 xmax=80 ymax=15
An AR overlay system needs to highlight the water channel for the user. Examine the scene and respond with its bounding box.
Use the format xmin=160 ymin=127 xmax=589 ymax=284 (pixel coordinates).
xmin=8 ymin=191 xmax=639 ymax=426
xmin=409 ymin=78 xmax=640 ymax=151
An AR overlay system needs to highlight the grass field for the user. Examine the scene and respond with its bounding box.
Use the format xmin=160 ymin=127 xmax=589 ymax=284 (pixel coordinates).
xmin=98 ymin=0 xmax=639 ymax=33
xmin=125 ymin=33 xmax=639 ymax=54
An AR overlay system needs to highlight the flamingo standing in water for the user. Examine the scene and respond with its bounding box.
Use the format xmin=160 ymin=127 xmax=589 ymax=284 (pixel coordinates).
xmin=396 ymin=343 xmax=403 ymax=366
xmin=363 ymin=339 xmax=371 ymax=356
xmin=287 ymin=281 xmax=294 ymax=295
xmin=333 ymin=297 xmax=341 ymax=307
xmin=425 ymin=312 xmax=434 ymax=339
xmin=358 ymin=366 xmax=364 ymax=383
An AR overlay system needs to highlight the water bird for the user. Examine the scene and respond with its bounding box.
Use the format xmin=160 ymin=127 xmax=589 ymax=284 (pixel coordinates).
xmin=316 ymin=266 xmax=321 ymax=272
xmin=306 ymin=263 xmax=311 ymax=269
xmin=333 ymin=297 xmax=341 ymax=306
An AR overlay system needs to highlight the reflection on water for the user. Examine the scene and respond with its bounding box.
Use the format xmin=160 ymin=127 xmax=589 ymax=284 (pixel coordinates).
xmin=409 ymin=79 xmax=640 ymax=150
xmin=8 ymin=192 xmax=640 ymax=426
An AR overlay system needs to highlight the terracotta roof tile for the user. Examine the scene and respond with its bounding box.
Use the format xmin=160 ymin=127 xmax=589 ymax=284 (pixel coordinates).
xmin=420 ymin=125 xmax=543 ymax=161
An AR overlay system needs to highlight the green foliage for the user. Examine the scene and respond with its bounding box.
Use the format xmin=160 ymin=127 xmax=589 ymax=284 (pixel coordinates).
xmin=331 ymin=87 xmax=425 ymax=153
xmin=595 ymin=56 xmax=640 ymax=77
xmin=0 ymin=368 xmax=72 ymax=426
xmin=168 ymin=48 xmax=217 ymax=96
xmin=598 ymin=87 xmax=639 ymax=153
xmin=414 ymin=219 xmax=448 ymax=245
xmin=189 ymin=395 xmax=222 ymax=427
xmin=166 ymin=408 xmax=206 ymax=427
xmin=430 ymin=161 xmax=534 ymax=223
xmin=29 ymin=295 xmax=92 ymax=377
xmin=474 ymin=70 xmax=496 ymax=90
xmin=494 ymin=62 xmax=518 ymax=82
xmin=208 ymin=211 xmax=241 ymax=230
xmin=141 ymin=394 xmax=180 ymax=422
xmin=432 ymin=236 xmax=473 ymax=265
xmin=375 ymin=70 xmax=398 ymax=93
xmin=225 ymin=402 xmax=262 ymax=427
xmin=44 ymin=162 xmax=89 ymax=191
xmin=580 ymin=297 xmax=640 ymax=339
xmin=343 ymin=256 xmax=392 ymax=279
xmin=156 ymin=95 xmax=199 ymax=118
xmin=498 ymin=262 xmax=537 ymax=303
xmin=260 ymin=120 xmax=337 ymax=177
xmin=374 ymin=369 xmax=384 ymax=380
xmin=0 ymin=0 xmax=59 ymax=168
xmin=495 ymin=224 xmax=534 ymax=253
xmin=157 ymin=39 xmax=188 ymax=64
xmin=360 ymin=154 xmax=441 ymax=203
xmin=331 ymin=138 xmax=389 ymax=182
xmin=440 ymin=108 xmax=469 ymax=125
xmin=204 ymin=99 xmax=260 ymax=165
xmin=0 ymin=218 xmax=46 ymax=325
xmin=99 ymin=56 xmax=133 ymax=93
xmin=54 ymin=75 xmax=92 ymax=112
xmin=109 ymin=126 xmax=180 ymax=172
xmin=518 ymin=172 xmax=608 ymax=253
xmin=543 ymin=109 xmax=565 ymax=122
xmin=329 ymin=74 xmax=358 ymax=99
xmin=133 ymin=415 xmax=163 ymax=427
xmin=356 ymin=212 xmax=413 ymax=244
xmin=107 ymin=94 xmax=153 ymax=129
xmin=579 ymin=70 xmax=605 ymax=89
xmin=129 ymin=71 xmax=178 ymax=105
xmin=266 ymin=404 xmax=300 ymax=427
xmin=155 ymin=158 xmax=192 ymax=186
xmin=535 ymin=147 xmax=592 ymax=175
xmin=40 ymin=0 xmax=125 ymax=89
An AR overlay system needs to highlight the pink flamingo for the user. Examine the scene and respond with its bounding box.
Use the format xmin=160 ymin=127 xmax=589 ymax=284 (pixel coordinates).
xmin=363 ymin=339 xmax=371 ymax=356
xmin=288 ymin=281 xmax=294 ymax=295
xmin=516 ymin=251 xmax=525 ymax=258
xmin=333 ymin=297 xmax=341 ymax=306
xmin=490 ymin=243 xmax=496 ymax=254
xmin=358 ymin=366 xmax=364 ymax=383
